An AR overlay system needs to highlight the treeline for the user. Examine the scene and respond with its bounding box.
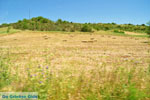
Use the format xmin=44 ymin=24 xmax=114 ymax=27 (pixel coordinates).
xmin=0 ymin=16 xmax=148 ymax=33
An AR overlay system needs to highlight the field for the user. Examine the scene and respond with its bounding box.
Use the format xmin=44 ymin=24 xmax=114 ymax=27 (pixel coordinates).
xmin=0 ymin=28 xmax=150 ymax=100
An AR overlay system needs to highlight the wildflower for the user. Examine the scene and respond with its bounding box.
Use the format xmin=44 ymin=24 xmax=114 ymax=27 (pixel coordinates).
xmin=136 ymin=61 xmax=139 ymax=63
xmin=34 ymin=74 xmax=37 ymax=76
xmin=46 ymin=66 xmax=49 ymax=69
xmin=30 ymin=75 xmax=33 ymax=78
xmin=39 ymin=81 xmax=43 ymax=84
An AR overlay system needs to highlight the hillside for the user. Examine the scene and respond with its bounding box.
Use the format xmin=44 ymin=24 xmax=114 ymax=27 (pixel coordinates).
xmin=0 ymin=16 xmax=148 ymax=33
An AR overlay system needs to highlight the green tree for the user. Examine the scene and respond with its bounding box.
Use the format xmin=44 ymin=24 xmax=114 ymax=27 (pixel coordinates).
xmin=56 ymin=19 xmax=63 ymax=24
xmin=146 ymin=21 xmax=150 ymax=37
xmin=40 ymin=18 xmax=49 ymax=23
xmin=37 ymin=16 xmax=44 ymax=21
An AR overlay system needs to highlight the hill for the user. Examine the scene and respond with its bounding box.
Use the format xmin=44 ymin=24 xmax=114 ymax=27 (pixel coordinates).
xmin=0 ymin=16 xmax=148 ymax=33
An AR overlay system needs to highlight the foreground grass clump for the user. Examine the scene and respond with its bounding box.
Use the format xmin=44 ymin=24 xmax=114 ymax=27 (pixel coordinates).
xmin=0 ymin=31 xmax=150 ymax=100
xmin=0 ymin=50 xmax=12 ymax=90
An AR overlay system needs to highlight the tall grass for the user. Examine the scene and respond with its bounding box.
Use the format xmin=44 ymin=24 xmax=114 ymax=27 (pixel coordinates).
xmin=0 ymin=50 xmax=12 ymax=90
xmin=1 ymin=57 xmax=149 ymax=100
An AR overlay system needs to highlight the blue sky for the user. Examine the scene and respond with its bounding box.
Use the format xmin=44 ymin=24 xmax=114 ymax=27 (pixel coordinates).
xmin=0 ymin=0 xmax=150 ymax=25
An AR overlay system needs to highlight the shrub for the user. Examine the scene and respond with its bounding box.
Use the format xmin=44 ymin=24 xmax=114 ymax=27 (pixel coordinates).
xmin=146 ymin=26 xmax=150 ymax=37
xmin=0 ymin=23 xmax=9 ymax=27
xmin=7 ymin=26 xmax=11 ymax=33
xmin=114 ymin=29 xmax=125 ymax=34
xmin=104 ymin=26 xmax=109 ymax=31
xmin=81 ymin=25 xmax=92 ymax=32
xmin=146 ymin=21 xmax=150 ymax=37
xmin=62 ymin=28 xmax=66 ymax=31
xmin=70 ymin=28 xmax=75 ymax=32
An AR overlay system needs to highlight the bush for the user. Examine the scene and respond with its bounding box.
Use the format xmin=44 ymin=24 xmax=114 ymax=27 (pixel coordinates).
xmin=114 ymin=29 xmax=125 ymax=34
xmin=146 ymin=21 xmax=150 ymax=37
xmin=70 ymin=28 xmax=75 ymax=32
xmin=146 ymin=26 xmax=150 ymax=36
xmin=40 ymin=18 xmax=49 ymax=23
xmin=0 ymin=23 xmax=9 ymax=28
xmin=81 ymin=25 xmax=92 ymax=32
xmin=7 ymin=26 xmax=11 ymax=33
xmin=104 ymin=26 xmax=110 ymax=31
xmin=22 ymin=22 xmax=28 ymax=30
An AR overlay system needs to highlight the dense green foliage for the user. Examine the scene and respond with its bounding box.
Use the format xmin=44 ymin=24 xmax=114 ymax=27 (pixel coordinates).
xmin=146 ymin=21 xmax=150 ymax=37
xmin=113 ymin=29 xmax=125 ymax=34
xmin=147 ymin=27 xmax=150 ymax=35
xmin=81 ymin=24 xmax=92 ymax=32
xmin=0 ymin=16 xmax=148 ymax=33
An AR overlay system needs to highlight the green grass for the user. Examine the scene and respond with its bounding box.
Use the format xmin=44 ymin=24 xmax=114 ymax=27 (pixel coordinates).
xmin=4 ymin=28 xmax=148 ymax=38
xmin=113 ymin=30 xmax=125 ymax=34
xmin=0 ymin=27 xmax=21 ymax=34
xmin=0 ymin=51 xmax=12 ymax=90
xmin=91 ymin=30 xmax=149 ymax=38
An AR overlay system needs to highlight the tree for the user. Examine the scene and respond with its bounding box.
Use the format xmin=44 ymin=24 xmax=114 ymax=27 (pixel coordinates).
xmin=56 ymin=19 xmax=63 ymax=24
xmin=146 ymin=21 xmax=150 ymax=37
xmin=141 ymin=24 xmax=145 ymax=26
xmin=37 ymin=16 xmax=44 ymax=21
xmin=112 ymin=22 xmax=116 ymax=25
xmin=0 ymin=23 xmax=9 ymax=27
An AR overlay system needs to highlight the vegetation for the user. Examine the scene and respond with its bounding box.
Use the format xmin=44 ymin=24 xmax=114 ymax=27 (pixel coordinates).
xmin=0 ymin=51 xmax=12 ymax=90
xmin=81 ymin=24 xmax=92 ymax=32
xmin=113 ymin=29 xmax=125 ymax=34
xmin=0 ymin=27 xmax=20 ymax=34
xmin=0 ymin=16 xmax=148 ymax=33
xmin=7 ymin=26 xmax=11 ymax=33
xmin=0 ymin=31 xmax=150 ymax=100
xmin=146 ymin=21 xmax=150 ymax=37
xmin=0 ymin=17 xmax=150 ymax=100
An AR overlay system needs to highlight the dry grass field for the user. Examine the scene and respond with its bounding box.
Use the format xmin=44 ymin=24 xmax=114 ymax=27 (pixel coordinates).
xmin=0 ymin=30 xmax=150 ymax=100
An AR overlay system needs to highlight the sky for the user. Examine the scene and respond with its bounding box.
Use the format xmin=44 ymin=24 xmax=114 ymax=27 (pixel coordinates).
xmin=0 ymin=0 xmax=150 ymax=25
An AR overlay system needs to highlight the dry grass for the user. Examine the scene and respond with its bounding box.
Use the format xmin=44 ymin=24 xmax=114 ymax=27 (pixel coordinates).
xmin=0 ymin=31 xmax=150 ymax=100
xmin=125 ymin=31 xmax=147 ymax=36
